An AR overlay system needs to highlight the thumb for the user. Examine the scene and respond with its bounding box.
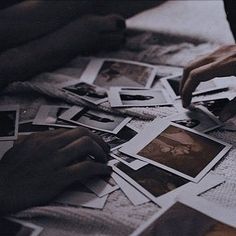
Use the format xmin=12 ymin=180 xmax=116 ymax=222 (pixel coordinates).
xmin=219 ymin=97 xmax=236 ymax=122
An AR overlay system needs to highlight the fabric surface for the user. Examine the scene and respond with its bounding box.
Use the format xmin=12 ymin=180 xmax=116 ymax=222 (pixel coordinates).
xmin=1 ymin=1 xmax=236 ymax=235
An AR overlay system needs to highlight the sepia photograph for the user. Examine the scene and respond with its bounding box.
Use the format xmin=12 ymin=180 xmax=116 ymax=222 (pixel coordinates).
xmin=59 ymin=106 xmax=131 ymax=134
xmin=131 ymin=196 xmax=236 ymax=236
xmin=80 ymin=58 xmax=156 ymax=89
xmin=63 ymin=81 xmax=108 ymax=105
xmin=120 ymin=120 xmax=231 ymax=182
xmin=33 ymin=105 xmax=76 ymax=128
xmin=0 ymin=105 xmax=19 ymax=141
xmin=162 ymin=74 xmax=227 ymax=100
xmin=168 ymin=105 xmax=222 ymax=133
xmin=108 ymin=87 xmax=172 ymax=107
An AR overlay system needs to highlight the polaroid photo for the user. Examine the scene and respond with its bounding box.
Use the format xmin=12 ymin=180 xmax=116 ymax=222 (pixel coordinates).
xmin=120 ymin=119 xmax=231 ymax=182
xmin=0 ymin=141 xmax=14 ymax=161
xmin=18 ymin=119 xmax=52 ymax=135
xmin=33 ymin=105 xmax=76 ymax=128
xmin=94 ymin=125 xmax=138 ymax=151
xmin=59 ymin=106 xmax=131 ymax=134
xmin=111 ymin=172 xmax=150 ymax=206
xmin=167 ymin=105 xmax=222 ymax=133
xmin=131 ymin=195 xmax=236 ymax=236
xmin=108 ymin=87 xmax=172 ymax=108
xmin=110 ymin=149 xmax=147 ymax=170
xmin=1 ymin=218 xmax=43 ymax=236
xmin=62 ymin=81 xmax=108 ymax=105
xmin=0 ymin=105 xmax=19 ymax=141
xmin=55 ymin=183 xmax=108 ymax=209
xmin=161 ymin=74 xmax=228 ymax=100
xmin=80 ymin=58 xmax=157 ymax=89
xmin=81 ymin=176 xmax=119 ymax=197
xmin=112 ymin=160 xmax=223 ymax=206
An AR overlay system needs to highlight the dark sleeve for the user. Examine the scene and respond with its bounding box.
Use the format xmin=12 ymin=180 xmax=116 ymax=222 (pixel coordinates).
xmin=223 ymin=0 xmax=236 ymax=41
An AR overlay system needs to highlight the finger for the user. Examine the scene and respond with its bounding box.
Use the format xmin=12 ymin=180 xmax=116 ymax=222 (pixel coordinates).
xmin=181 ymin=61 xmax=222 ymax=108
xmin=55 ymin=136 xmax=109 ymax=167
xmin=219 ymin=97 xmax=236 ymax=122
xmin=180 ymin=56 xmax=214 ymax=94
xmin=49 ymin=127 xmax=110 ymax=152
xmin=57 ymin=161 xmax=112 ymax=184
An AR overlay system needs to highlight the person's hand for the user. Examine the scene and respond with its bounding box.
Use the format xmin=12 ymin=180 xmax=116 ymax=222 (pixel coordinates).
xmin=0 ymin=127 xmax=111 ymax=215
xmin=180 ymin=45 xmax=236 ymax=121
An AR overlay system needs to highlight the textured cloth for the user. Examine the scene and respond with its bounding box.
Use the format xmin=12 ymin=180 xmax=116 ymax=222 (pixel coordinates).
xmin=0 ymin=1 xmax=236 ymax=236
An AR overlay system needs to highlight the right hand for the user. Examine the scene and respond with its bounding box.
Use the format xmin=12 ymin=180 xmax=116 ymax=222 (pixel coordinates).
xmin=0 ymin=127 xmax=111 ymax=215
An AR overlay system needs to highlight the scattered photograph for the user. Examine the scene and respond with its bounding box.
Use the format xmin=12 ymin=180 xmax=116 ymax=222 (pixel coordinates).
xmin=120 ymin=120 xmax=231 ymax=182
xmin=0 ymin=218 xmax=43 ymax=236
xmin=0 ymin=105 xmax=19 ymax=141
xmin=62 ymin=81 xmax=108 ymax=105
xmin=80 ymin=58 xmax=156 ymax=89
xmin=33 ymin=105 xmax=76 ymax=128
xmin=108 ymin=88 xmax=172 ymax=107
xmin=168 ymin=105 xmax=222 ymax=133
xmin=162 ymin=74 xmax=227 ymax=100
xmin=59 ymin=106 xmax=131 ymax=134
xmin=18 ymin=120 xmax=52 ymax=135
xmin=131 ymin=196 xmax=236 ymax=236
xmin=193 ymin=98 xmax=230 ymax=117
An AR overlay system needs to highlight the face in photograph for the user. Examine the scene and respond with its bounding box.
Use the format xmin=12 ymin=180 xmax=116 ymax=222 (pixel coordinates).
xmin=173 ymin=119 xmax=200 ymax=128
xmin=115 ymin=162 xmax=187 ymax=197
xmin=0 ymin=111 xmax=16 ymax=137
xmin=138 ymin=202 xmax=236 ymax=236
xmin=137 ymin=125 xmax=225 ymax=177
xmin=94 ymin=61 xmax=153 ymax=88
xmin=71 ymin=108 xmax=125 ymax=132
xmin=64 ymin=82 xmax=107 ymax=100
xmin=193 ymin=98 xmax=230 ymax=117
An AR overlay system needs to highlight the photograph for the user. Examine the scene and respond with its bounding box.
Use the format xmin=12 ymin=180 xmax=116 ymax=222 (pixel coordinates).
xmin=193 ymin=98 xmax=230 ymax=117
xmin=62 ymin=81 xmax=108 ymax=105
xmin=0 ymin=218 xmax=43 ymax=236
xmin=33 ymin=105 xmax=76 ymax=128
xmin=110 ymin=149 xmax=147 ymax=170
xmin=161 ymin=74 xmax=228 ymax=100
xmin=79 ymin=58 xmax=157 ymax=89
xmin=59 ymin=106 xmax=131 ymax=134
xmin=167 ymin=105 xmax=222 ymax=133
xmin=108 ymin=88 xmax=172 ymax=107
xmin=131 ymin=196 xmax=236 ymax=236
xmin=18 ymin=120 xmax=52 ymax=135
xmin=120 ymin=120 xmax=231 ymax=182
xmin=0 ymin=105 xmax=19 ymax=141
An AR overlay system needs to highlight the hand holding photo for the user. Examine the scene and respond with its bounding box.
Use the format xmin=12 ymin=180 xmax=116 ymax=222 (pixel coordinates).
xmin=161 ymin=74 xmax=228 ymax=100
xmin=0 ymin=105 xmax=19 ymax=141
xmin=59 ymin=106 xmax=131 ymax=134
xmin=62 ymin=81 xmax=108 ymax=105
xmin=80 ymin=58 xmax=157 ymax=89
xmin=120 ymin=120 xmax=231 ymax=182
xmin=108 ymin=88 xmax=172 ymax=107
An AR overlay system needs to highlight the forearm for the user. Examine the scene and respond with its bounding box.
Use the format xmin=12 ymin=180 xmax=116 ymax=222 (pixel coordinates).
xmin=0 ymin=18 xmax=92 ymax=89
xmin=0 ymin=0 xmax=95 ymax=51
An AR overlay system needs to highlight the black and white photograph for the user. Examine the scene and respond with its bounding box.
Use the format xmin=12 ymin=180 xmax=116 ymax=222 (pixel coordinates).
xmin=167 ymin=105 xmax=222 ymax=133
xmin=0 ymin=105 xmax=19 ymax=141
xmin=161 ymin=74 xmax=227 ymax=100
xmin=131 ymin=196 xmax=236 ymax=236
xmin=79 ymin=58 xmax=157 ymax=89
xmin=62 ymin=81 xmax=108 ymax=105
xmin=108 ymin=88 xmax=172 ymax=107
xmin=33 ymin=105 xmax=76 ymax=128
xmin=59 ymin=106 xmax=131 ymax=134
xmin=0 ymin=218 xmax=43 ymax=236
xmin=120 ymin=120 xmax=231 ymax=182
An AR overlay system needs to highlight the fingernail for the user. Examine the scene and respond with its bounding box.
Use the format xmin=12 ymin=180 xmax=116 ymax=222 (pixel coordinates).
xmin=116 ymin=19 xmax=126 ymax=30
